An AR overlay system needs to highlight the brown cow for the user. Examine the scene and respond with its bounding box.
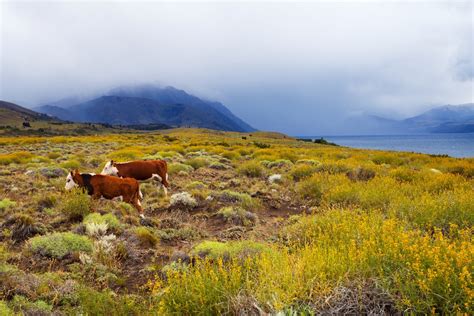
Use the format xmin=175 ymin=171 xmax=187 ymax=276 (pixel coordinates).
xmin=65 ymin=170 xmax=144 ymax=216
xmin=101 ymin=160 xmax=169 ymax=195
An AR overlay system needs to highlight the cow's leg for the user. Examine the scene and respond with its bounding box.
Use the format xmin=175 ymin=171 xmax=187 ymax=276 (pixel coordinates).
xmin=151 ymin=173 xmax=165 ymax=195
xmin=133 ymin=199 xmax=144 ymax=218
xmin=124 ymin=194 xmax=144 ymax=218
xmin=162 ymin=173 xmax=169 ymax=196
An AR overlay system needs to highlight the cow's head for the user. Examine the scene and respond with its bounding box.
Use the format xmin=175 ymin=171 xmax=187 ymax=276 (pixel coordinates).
xmin=101 ymin=160 xmax=118 ymax=176
xmin=65 ymin=169 xmax=81 ymax=190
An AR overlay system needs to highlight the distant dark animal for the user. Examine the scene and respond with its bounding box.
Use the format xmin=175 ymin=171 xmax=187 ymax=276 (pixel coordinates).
xmin=101 ymin=160 xmax=169 ymax=195
xmin=65 ymin=170 xmax=143 ymax=216
xmin=22 ymin=122 xmax=31 ymax=128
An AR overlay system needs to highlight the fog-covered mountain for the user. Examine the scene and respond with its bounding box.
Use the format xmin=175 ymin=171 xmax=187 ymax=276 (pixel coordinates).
xmin=344 ymin=104 xmax=474 ymax=134
xmin=35 ymin=85 xmax=255 ymax=132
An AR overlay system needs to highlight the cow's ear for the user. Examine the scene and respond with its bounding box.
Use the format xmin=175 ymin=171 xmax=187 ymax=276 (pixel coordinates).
xmin=110 ymin=160 xmax=114 ymax=165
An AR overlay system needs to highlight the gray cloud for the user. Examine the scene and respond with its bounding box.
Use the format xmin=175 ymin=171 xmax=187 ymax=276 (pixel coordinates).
xmin=1 ymin=0 xmax=472 ymax=135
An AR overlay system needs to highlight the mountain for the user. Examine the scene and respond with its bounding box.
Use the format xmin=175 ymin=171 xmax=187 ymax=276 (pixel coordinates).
xmin=36 ymin=85 xmax=255 ymax=132
xmin=402 ymin=104 xmax=474 ymax=133
xmin=107 ymin=85 xmax=255 ymax=132
xmin=345 ymin=104 xmax=474 ymax=134
xmin=0 ymin=100 xmax=54 ymax=124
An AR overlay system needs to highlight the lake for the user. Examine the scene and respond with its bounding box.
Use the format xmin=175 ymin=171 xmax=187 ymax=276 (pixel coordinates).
xmin=299 ymin=134 xmax=474 ymax=158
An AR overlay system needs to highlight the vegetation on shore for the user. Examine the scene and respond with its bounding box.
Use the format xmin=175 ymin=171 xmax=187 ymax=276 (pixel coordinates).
xmin=0 ymin=128 xmax=472 ymax=314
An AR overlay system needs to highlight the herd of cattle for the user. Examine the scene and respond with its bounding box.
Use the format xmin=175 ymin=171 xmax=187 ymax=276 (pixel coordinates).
xmin=64 ymin=159 xmax=169 ymax=218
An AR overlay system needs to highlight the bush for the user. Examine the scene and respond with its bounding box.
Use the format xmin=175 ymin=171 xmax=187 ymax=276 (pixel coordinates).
xmin=168 ymin=163 xmax=194 ymax=175
xmin=83 ymin=213 xmax=120 ymax=231
xmin=0 ymin=301 xmax=13 ymax=316
xmin=109 ymin=148 xmax=143 ymax=160
xmin=169 ymin=192 xmax=198 ymax=209
xmin=296 ymin=175 xmax=323 ymax=205
xmin=74 ymin=287 xmax=146 ymax=316
xmin=315 ymin=162 xmax=351 ymax=175
xmin=184 ymin=157 xmax=210 ymax=170
xmin=2 ymin=214 xmax=43 ymax=242
xmin=10 ymin=296 xmax=53 ymax=315
xmin=237 ymin=161 xmax=264 ymax=177
xmin=218 ymin=190 xmax=260 ymax=211
xmin=0 ymin=151 xmax=34 ymax=165
xmin=47 ymin=152 xmax=61 ymax=159
xmin=0 ymin=198 xmax=16 ymax=211
xmin=191 ymin=240 xmax=268 ymax=260
xmin=158 ymin=227 xmax=203 ymax=243
xmin=60 ymin=160 xmax=81 ymax=169
xmin=60 ymin=189 xmax=91 ymax=221
xmin=372 ymin=154 xmax=404 ymax=166
xmin=29 ymin=232 xmax=93 ymax=258
xmin=253 ymin=142 xmax=270 ymax=149
xmin=289 ymin=165 xmax=317 ymax=181
xmin=222 ymin=151 xmax=240 ymax=160
xmin=389 ymin=168 xmax=422 ymax=183
xmin=134 ymin=227 xmax=158 ymax=247
xmin=217 ymin=206 xmax=258 ymax=227
xmin=346 ymin=167 xmax=376 ymax=182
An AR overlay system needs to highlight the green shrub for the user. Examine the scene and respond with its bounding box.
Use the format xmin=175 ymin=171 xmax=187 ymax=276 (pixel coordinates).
xmin=60 ymin=160 xmax=81 ymax=169
xmin=168 ymin=163 xmax=194 ymax=175
xmin=83 ymin=213 xmax=120 ymax=231
xmin=289 ymin=164 xmax=317 ymax=181
xmin=297 ymin=175 xmax=323 ymax=205
xmin=59 ymin=189 xmax=91 ymax=221
xmin=315 ymin=162 xmax=351 ymax=174
xmin=47 ymin=152 xmax=61 ymax=159
xmin=253 ymin=142 xmax=270 ymax=149
xmin=158 ymin=227 xmax=202 ymax=243
xmin=222 ymin=151 xmax=240 ymax=160
xmin=0 ymin=151 xmax=34 ymax=165
xmin=186 ymin=181 xmax=207 ymax=190
xmin=218 ymin=206 xmax=258 ymax=227
xmin=237 ymin=161 xmax=264 ymax=177
xmin=346 ymin=167 xmax=376 ymax=182
xmin=0 ymin=198 xmax=16 ymax=211
xmin=265 ymin=159 xmax=293 ymax=169
xmin=191 ymin=240 xmax=267 ymax=259
xmin=372 ymin=154 xmax=404 ymax=166
xmin=134 ymin=227 xmax=158 ymax=247
xmin=29 ymin=232 xmax=93 ymax=258
xmin=219 ymin=190 xmax=260 ymax=211
xmin=0 ymin=301 xmax=14 ymax=316
xmin=74 ymin=287 xmax=146 ymax=316
xmin=11 ymin=296 xmax=53 ymax=315
xmin=389 ymin=168 xmax=422 ymax=183
xmin=185 ymin=157 xmax=210 ymax=170
xmin=109 ymin=148 xmax=143 ymax=160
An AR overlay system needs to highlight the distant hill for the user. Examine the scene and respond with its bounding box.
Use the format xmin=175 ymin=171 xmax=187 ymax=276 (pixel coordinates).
xmin=402 ymin=104 xmax=474 ymax=133
xmin=345 ymin=104 xmax=474 ymax=134
xmin=0 ymin=100 xmax=55 ymax=124
xmin=36 ymin=85 xmax=256 ymax=132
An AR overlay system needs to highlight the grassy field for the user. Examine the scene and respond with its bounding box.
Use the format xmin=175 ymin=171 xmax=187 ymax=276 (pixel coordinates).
xmin=0 ymin=128 xmax=472 ymax=315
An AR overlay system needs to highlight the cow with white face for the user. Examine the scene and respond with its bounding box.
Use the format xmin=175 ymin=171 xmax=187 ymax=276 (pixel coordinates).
xmin=64 ymin=169 xmax=144 ymax=216
xmin=101 ymin=159 xmax=169 ymax=195
xmin=102 ymin=161 xmax=119 ymax=176
xmin=65 ymin=172 xmax=79 ymax=190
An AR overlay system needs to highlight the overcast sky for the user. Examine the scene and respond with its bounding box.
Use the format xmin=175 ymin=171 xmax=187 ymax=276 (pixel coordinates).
xmin=1 ymin=0 xmax=472 ymax=135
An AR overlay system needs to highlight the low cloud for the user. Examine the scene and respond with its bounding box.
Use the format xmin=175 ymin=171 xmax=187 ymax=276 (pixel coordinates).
xmin=1 ymin=0 xmax=472 ymax=134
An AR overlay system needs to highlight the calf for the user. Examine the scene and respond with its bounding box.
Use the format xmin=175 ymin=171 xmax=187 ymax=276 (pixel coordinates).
xmin=65 ymin=170 xmax=144 ymax=216
xmin=101 ymin=160 xmax=170 ymax=195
